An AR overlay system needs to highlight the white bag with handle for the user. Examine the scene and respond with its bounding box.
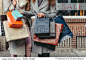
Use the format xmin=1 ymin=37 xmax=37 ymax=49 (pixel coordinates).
xmin=19 ymin=0 xmax=28 ymax=8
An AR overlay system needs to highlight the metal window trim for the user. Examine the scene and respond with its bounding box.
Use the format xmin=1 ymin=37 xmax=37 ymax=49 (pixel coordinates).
xmin=63 ymin=16 xmax=86 ymax=19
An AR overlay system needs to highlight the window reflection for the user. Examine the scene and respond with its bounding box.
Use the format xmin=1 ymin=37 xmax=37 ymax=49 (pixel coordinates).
xmin=57 ymin=0 xmax=86 ymax=16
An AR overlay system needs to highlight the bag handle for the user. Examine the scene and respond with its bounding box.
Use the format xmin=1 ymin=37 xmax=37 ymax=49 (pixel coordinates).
xmin=51 ymin=15 xmax=55 ymax=22
xmin=33 ymin=11 xmax=39 ymax=19
xmin=33 ymin=10 xmax=48 ymax=19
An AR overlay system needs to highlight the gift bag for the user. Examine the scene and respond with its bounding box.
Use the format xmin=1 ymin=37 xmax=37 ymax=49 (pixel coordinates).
xmin=3 ymin=19 xmax=29 ymax=42
xmin=55 ymin=14 xmax=73 ymax=43
xmin=19 ymin=0 xmax=28 ymax=8
xmin=38 ymin=20 xmax=56 ymax=39
xmin=11 ymin=10 xmax=23 ymax=21
xmin=35 ymin=17 xmax=50 ymax=37
xmin=7 ymin=12 xmax=23 ymax=28
xmin=33 ymin=23 xmax=63 ymax=45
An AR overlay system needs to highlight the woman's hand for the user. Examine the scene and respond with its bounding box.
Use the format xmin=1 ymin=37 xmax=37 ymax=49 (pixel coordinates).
xmin=37 ymin=13 xmax=45 ymax=18
xmin=12 ymin=0 xmax=17 ymax=7
xmin=19 ymin=10 xmax=23 ymax=14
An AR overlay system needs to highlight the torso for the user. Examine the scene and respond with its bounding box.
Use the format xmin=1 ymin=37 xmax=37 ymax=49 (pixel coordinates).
xmin=15 ymin=0 xmax=26 ymax=11
xmin=31 ymin=0 xmax=49 ymax=13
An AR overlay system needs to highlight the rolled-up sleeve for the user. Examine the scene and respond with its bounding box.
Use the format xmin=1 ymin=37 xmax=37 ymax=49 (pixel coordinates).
xmin=23 ymin=10 xmax=35 ymax=18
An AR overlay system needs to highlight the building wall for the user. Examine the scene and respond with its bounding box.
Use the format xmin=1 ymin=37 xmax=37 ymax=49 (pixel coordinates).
xmin=65 ymin=18 xmax=86 ymax=49
xmin=0 ymin=0 xmax=2 ymax=15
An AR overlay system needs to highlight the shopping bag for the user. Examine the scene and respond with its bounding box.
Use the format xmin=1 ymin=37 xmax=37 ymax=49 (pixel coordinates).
xmin=55 ymin=14 xmax=73 ymax=43
xmin=38 ymin=20 xmax=56 ymax=39
xmin=35 ymin=17 xmax=50 ymax=36
xmin=7 ymin=12 xmax=23 ymax=28
xmin=33 ymin=23 xmax=63 ymax=45
xmin=11 ymin=10 xmax=23 ymax=21
xmin=3 ymin=19 xmax=29 ymax=42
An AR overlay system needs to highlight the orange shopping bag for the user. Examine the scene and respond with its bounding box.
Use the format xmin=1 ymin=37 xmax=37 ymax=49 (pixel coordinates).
xmin=7 ymin=12 xmax=23 ymax=28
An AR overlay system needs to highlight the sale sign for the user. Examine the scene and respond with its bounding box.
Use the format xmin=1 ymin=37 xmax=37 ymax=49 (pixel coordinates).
xmin=56 ymin=3 xmax=86 ymax=10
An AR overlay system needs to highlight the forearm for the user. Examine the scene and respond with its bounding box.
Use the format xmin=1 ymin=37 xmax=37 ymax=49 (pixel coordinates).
xmin=23 ymin=11 xmax=35 ymax=18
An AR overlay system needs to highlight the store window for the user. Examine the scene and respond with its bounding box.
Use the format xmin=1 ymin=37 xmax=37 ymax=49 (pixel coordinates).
xmin=56 ymin=0 xmax=86 ymax=16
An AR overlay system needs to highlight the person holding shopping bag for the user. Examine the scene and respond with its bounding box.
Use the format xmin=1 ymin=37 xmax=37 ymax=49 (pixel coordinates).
xmin=19 ymin=0 xmax=73 ymax=57
xmin=3 ymin=0 xmax=31 ymax=57
xmin=4 ymin=0 xmax=73 ymax=57
xmin=19 ymin=0 xmax=57 ymax=57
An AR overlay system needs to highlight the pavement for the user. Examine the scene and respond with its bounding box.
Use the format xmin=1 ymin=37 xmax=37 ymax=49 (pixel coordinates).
xmin=0 ymin=49 xmax=78 ymax=57
xmin=73 ymin=49 xmax=86 ymax=57
xmin=0 ymin=47 xmax=86 ymax=57
xmin=0 ymin=48 xmax=86 ymax=57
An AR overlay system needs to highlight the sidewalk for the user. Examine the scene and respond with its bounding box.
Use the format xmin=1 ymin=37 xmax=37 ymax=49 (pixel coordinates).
xmin=0 ymin=49 xmax=77 ymax=57
xmin=73 ymin=49 xmax=86 ymax=57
